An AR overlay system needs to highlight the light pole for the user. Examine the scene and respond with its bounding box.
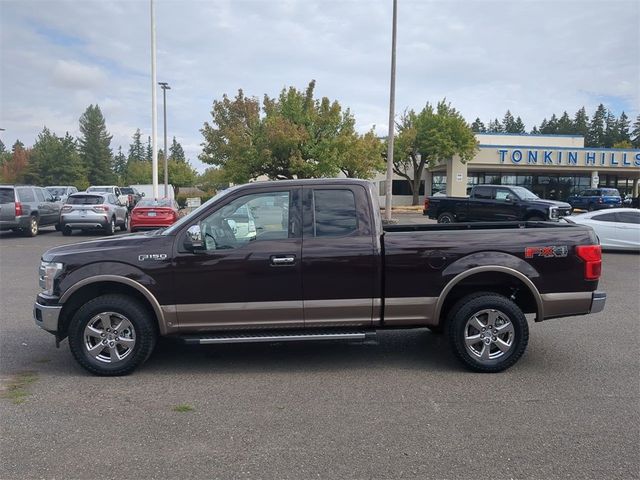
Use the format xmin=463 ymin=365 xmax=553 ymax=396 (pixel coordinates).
xmin=150 ymin=0 xmax=159 ymax=199
xmin=159 ymin=82 xmax=171 ymax=197
xmin=384 ymin=0 xmax=398 ymax=221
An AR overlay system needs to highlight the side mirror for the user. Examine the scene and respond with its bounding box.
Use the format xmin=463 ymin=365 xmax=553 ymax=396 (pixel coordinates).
xmin=141 ymin=192 xmax=146 ymax=197
xmin=184 ymin=224 xmax=204 ymax=252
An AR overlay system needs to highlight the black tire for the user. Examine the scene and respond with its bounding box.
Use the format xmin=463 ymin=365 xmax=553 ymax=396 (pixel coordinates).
xmin=587 ymin=204 xmax=595 ymax=212
xmin=23 ymin=215 xmax=39 ymax=237
xmin=62 ymin=226 xmax=72 ymax=236
xmin=68 ymin=294 xmax=157 ymax=376
xmin=437 ymin=212 xmax=455 ymax=224
xmin=426 ymin=325 xmax=444 ymax=334
xmin=120 ymin=214 xmax=129 ymax=232
xmin=104 ymin=217 xmax=116 ymax=236
xmin=447 ymin=292 xmax=529 ymax=373
xmin=527 ymin=215 xmax=545 ymax=221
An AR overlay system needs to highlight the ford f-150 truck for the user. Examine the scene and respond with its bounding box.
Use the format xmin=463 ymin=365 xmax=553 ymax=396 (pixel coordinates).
xmin=34 ymin=179 xmax=606 ymax=376
xmin=424 ymin=185 xmax=572 ymax=223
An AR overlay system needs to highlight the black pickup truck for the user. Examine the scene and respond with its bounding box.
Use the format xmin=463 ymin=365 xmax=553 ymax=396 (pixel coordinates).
xmin=34 ymin=179 xmax=605 ymax=375
xmin=424 ymin=184 xmax=573 ymax=223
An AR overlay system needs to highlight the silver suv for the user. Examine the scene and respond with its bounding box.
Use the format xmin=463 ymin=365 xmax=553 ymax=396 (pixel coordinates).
xmin=60 ymin=193 xmax=129 ymax=236
xmin=0 ymin=185 xmax=61 ymax=236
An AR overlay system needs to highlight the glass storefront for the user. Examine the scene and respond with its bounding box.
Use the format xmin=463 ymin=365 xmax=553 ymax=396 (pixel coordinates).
xmin=432 ymin=172 xmax=635 ymax=200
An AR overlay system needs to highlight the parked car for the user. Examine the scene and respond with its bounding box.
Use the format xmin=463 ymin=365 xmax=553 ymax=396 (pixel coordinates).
xmin=564 ymin=208 xmax=640 ymax=251
xmin=34 ymin=179 xmax=606 ymax=376
xmin=60 ymin=192 xmax=129 ymax=236
xmin=424 ymin=185 xmax=572 ymax=222
xmin=567 ymin=188 xmax=622 ymax=211
xmin=130 ymin=198 xmax=179 ymax=232
xmin=0 ymin=185 xmax=61 ymax=236
xmin=45 ymin=186 xmax=78 ymax=203
xmin=120 ymin=187 xmax=144 ymax=210
xmin=86 ymin=186 xmax=130 ymax=208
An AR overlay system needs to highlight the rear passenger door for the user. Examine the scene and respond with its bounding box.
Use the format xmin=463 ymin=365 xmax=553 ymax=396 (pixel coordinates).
xmin=301 ymin=185 xmax=378 ymax=327
xmin=469 ymin=186 xmax=495 ymax=221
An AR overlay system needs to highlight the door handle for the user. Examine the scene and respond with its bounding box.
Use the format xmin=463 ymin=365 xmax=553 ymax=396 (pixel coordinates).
xmin=270 ymin=255 xmax=296 ymax=266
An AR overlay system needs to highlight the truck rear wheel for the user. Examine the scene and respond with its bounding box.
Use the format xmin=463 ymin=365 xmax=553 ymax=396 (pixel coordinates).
xmin=447 ymin=293 xmax=529 ymax=373
xmin=437 ymin=212 xmax=455 ymax=223
xmin=68 ymin=294 xmax=157 ymax=376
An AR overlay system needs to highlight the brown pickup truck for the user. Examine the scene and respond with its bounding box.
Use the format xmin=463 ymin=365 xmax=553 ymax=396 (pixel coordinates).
xmin=34 ymin=179 xmax=606 ymax=375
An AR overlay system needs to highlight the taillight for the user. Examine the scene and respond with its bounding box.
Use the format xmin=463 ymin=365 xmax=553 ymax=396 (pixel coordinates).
xmin=61 ymin=205 xmax=72 ymax=212
xmin=597 ymin=197 xmax=603 ymax=203
xmin=93 ymin=206 xmax=108 ymax=213
xmin=424 ymin=198 xmax=430 ymax=210
xmin=576 ymin=245 xmax=602 ymax=280
xmin=15 ymin=202 xmax=22 ymax=216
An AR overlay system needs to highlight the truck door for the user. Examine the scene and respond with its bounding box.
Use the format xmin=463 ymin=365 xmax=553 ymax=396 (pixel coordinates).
xmin=493 ymin=187 xmax=520 ymax=221
xmin=468 ymin=186 xmax=494 ymax=221
xmin=172 ymin=187 xmax=303 ymax=330
xmin=301 ymin=185 xmax=378 ymax=327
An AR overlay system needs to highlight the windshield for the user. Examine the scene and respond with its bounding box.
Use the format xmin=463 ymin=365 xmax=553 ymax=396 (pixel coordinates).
xmin=46 ymin=187 xmax=66 ymax=196
xmin=601 ymin=189 xmax=620 ymax=196
xmin=510 ymin=186 xmax=539 ymax=200
xmin=87 ymin=187 xmax=111 ymax=192
xmin=162 ymin=187 xmax=239 ymax=235
xmin=137 ymin=198 xmax=173 ymax=208
xmin=67 ymin=194 xmax=105 ymax=205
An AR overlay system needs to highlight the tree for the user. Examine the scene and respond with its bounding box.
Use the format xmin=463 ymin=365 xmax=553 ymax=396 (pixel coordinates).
xmin=631 ymin=114 xmax=640 ymax=148
xmin=615 ymin=112 xmax=631 ymax=145
xmin=159 ymin=159 xmax=197 ymax=195
xmin=113 ymin=146 xmax=127 ymax=183
xmin=540 ymin=114 xmax=558 ymax=134
xmin=124 ymin=160 xmax=151 ymax=185
xmin=26 ymin=128 xmax=87 ymax=187
xmin=127 ymin=129 xmax=145 ymax=164
xmin=513 ymin=116 xmax=526 ymax=134
xmin=502 ymin=110 xmax=516 ymax=133
xmin=0 ymin=139 xmax=11 ymax=171
xmin=2 ymin=140 xmax=31 ymax=183
xmin=471 ymin=118 xmax=486 ymax=133
xmin=393 ymin=100 xmax=478 ymax=205
xmin=612 ymin=140 xmax=632 ymax=149
xmin=169 ymin=137 xmax=186 ymax=162
xmin=198 ymin=167 xmax=229 ymax=193
xmin=200 ymin=80 xmax=373 ymax=182
xmin=603 ymin=110 xmax=617 ymax=148
xmin=145 ymin=136 xmax=152 ymax=162
xmin=78 ymin=104 xmax=114 ymax=184
xmin=531 ymin=126 xmax=539 ymax=134
xmin=487 ymin=118 xmax=502 ymax=133
xmin=336 ymin=129 xmax=385 ymax=178
xmin=573 ymin=107 xmax=589 ymax=138
xmin=587 ymin=104 xmax=607 ymax=147
xmin=556 ymin=111 xmax=573 ymax=134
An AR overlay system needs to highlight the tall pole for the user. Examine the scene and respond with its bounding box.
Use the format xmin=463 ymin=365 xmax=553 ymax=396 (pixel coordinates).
xmin=150 ymin=0 xmax=159 ymax=199
xmin=159 ymin=82 xmax=170 ymax=197
xmin=384 ymin=0 xmax=398 ymax=221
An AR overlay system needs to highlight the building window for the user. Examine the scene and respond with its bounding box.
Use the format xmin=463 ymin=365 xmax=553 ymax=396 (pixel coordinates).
xmin=391 ymin=180 xmax=424 ymax=196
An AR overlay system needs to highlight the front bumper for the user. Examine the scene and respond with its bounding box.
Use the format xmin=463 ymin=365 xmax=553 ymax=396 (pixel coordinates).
xmin=33 ymin=301 xmax=61 ymax=333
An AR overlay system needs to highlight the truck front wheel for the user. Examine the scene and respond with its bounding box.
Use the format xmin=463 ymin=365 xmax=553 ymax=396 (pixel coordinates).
xmin=437 ymin=212 xmax=455 ymax=223
xmin=68 ymin=294 xmax=157 ymax=376
xmin=447 ymin=293 xmax=529 ymax=373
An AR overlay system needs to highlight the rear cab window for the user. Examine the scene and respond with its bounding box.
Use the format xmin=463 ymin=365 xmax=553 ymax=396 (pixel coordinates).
xmin=312 ymin=189 xmax=358 ymax=237
xmin=473 ymin=186 xmax=493 ymax=199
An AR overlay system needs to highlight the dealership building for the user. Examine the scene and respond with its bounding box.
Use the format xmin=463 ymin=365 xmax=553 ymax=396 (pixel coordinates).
xmin=374 ymin=133 xmax=640 ymax=206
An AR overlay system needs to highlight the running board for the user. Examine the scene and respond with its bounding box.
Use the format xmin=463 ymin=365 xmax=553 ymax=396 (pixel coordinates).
xmin=179 ymin=330 xmax=377 ymax=345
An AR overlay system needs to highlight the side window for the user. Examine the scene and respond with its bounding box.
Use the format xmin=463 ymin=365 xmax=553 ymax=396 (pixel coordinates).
xmin=42 ymin=189 xmax=54 ymax=202
xmin=108 ymin=195 xmax=117 ymax=204
xmin=17 ymin=187 xmax=35 ymax=202
xmin=592 ymin=212 xmax=617 ymax=223
xmin=495 ymin=188 xmax=511 ymax=201
xmin=313 ymin=189 xmax=357 ymax=237
xmin=199 ymin=191 xmax=290 ymax=251
xmin=35 ymin=188 xmax=45 ymax=202
xmin=616 ymin=212 xmax=640 ymax=225
xmin=115 ymin=188 xmax=121 ymax=197
xmin=473 ymin=186 xmax=492 ymax=199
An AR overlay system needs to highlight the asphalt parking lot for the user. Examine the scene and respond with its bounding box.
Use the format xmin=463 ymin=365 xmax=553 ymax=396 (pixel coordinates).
xmin=1 ymin=217 xmax=639 ymax=479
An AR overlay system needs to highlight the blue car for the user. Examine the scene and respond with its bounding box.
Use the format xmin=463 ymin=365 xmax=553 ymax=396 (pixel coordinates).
xmin=568 ymin=188 xmax=622 ymax=211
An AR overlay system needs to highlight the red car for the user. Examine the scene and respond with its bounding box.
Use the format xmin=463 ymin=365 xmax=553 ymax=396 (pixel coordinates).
xmin=130 ymin=198 xmax=179 ymax=232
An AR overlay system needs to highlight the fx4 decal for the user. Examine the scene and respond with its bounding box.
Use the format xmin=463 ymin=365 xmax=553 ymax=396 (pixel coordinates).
xmin=525 ymin=246 xmax=568 ymax=259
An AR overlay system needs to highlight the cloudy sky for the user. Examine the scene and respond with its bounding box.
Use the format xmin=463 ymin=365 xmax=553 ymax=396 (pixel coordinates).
xmin=1 ymin=0 xmax=638 ymax=171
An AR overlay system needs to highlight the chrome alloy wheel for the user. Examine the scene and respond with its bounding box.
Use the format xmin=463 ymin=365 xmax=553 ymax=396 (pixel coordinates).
xmin=83 ymin=312 xmax=136 ymax=363
xmin=464 ymin=309 xmax=515 ymax=362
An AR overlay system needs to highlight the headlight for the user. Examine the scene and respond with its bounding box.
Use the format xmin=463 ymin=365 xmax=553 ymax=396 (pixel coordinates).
xmin=549 ymin=207 xmax=558 ymax=219
xmin=39 ymin=261 xmax=64 ymax=295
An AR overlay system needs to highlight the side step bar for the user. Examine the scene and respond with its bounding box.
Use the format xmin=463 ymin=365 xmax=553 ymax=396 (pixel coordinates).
xmin=179 ymin=330 xmax=377 ymax=345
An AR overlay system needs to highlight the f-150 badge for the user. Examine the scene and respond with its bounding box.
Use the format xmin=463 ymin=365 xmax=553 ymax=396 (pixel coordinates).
xmin=138 ymin=254 xmax=168 ymax=261
xmin=525 ymin=246 xmax=568 ymax=258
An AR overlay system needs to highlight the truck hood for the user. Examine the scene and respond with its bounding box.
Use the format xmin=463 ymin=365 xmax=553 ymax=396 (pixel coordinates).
xmin=41 ymin=231 xmax=172 ymax=263
xmin=530 ymin=199 xmax=572 ymax=209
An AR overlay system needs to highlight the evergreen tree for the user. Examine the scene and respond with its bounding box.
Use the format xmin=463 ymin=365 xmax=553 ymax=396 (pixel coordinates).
xmin=146 ymin=136 xmax=152 ymax=162
xmin=541 ymin=114 xmax=559 ymax=134
xmin=78 ymin=104 xmax=114 ymax=184
xmin=513 ymin=116 xmax=526 ymax=134
xmin=27 ymin=128 xmax=86 ymax=186
xmin=616 ymin=112 xmax=631 ymax=144
xmin=556 ymin=111 xmax=573 ymax=134
xmin=169 ymin=137 xmax=186 ymax=162
xmin=127 ymin=129 xmax=145 ymax=164
xmin=113 ymin=146 xmax=127 ymax=182
xmin=0 ymin=139 xmax=10 ymax=169
xmin=531 ymin=126 xmax=539 ymax=134
xmin=604 ymin=110 xmax=617 ymax=148
xmin=631 ymin=114 xmax=640 ymax=148
xmin=502 ymin=110 xmax=516 ymax=133
xmin=587 ymin=104 xmax=607 ymax=147
xmin=573 ymin=107 xmax=589 ymax=139
xmin=487 ymin=119 xmax=502 ymax=133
